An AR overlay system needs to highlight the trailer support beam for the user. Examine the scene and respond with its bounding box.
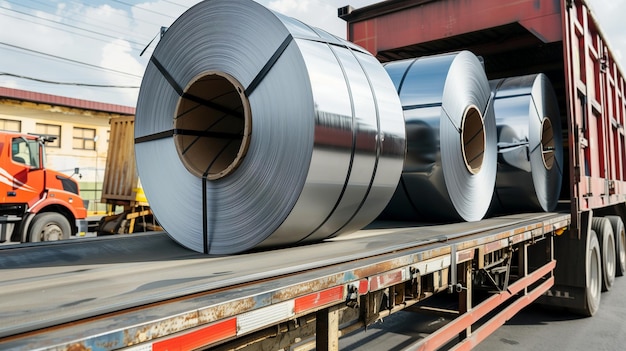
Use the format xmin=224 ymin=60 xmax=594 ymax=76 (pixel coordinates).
xmin=458 ymin=261 xmax=472 ymax=340
xmin=316 ymin=305 xmax=340 ymax=351
xmin=405 ymin=259 xmax=556 ymax=350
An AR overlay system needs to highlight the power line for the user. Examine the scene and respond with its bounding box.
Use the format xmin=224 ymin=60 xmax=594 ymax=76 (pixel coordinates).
xmin=0 ymin=42 xmax=142 ymax=78
xmin=62 ymin=0 xmax=174 ymax=36
xmin=0 ymin=5 xmax=148 ymax=51
xmin=0 ymin=72 xmax=140 ymax=88
xmin=109 ymin=0 xmax=178 ymax=19
xmin=160 ymin=0 xmax=190 ymax=8
xmin=8 ymin=0 xmax=154 ymax=43
xmin=0 ymin=1 xmax=199 ymax=89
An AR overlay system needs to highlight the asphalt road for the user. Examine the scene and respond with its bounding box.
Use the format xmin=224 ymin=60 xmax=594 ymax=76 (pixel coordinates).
xmin=476 ymin=275 xmax=626 ymax=351
xmin=338 ymin=276 xmax=626 ymax=350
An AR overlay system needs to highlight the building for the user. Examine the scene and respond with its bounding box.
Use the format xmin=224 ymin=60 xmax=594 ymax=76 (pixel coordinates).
xmin=0 ymin=87 xmax=135 ymax=213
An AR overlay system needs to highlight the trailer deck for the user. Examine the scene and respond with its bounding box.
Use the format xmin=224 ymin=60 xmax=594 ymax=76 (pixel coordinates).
xmin=0 ymin=212 xmax=568 ymax=350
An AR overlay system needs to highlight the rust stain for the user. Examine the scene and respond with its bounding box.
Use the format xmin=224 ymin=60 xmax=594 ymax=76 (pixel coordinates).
xmin=272 ymin=274 xmax=343 ymax=302
xmin=353 ymin=261 xmax=397 ymax=279
xmin=65 ymin=343 xmax=91 ymax=351
xmin=513 ymin=227 xmax=527 ymax=235
xmin=456 ymin=249 xmax=474 ymax=263
xmin=199 ymin=297 xmax=256 ymax=323
xmin=510 ymin=234 xmax=525 ymax=245
xmin=369 ymin=269 xmax=404 ymax=291
xmin=123 ymin=311 xmax=199 ymax=345
xmin=425 ymin=246 xmax=451 ymax=258
xmin=484 ymin=241 xmax=502 ymax=253
xmin=94 ymin=339 xmax=118 ymax=350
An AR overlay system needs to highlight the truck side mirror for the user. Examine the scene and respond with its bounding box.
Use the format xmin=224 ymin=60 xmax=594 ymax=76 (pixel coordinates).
xmin=73 ymin=167 xmax=82 ymax=179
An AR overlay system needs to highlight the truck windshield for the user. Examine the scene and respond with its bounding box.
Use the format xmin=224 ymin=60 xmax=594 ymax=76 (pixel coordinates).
xmin=11 ymin=137 xmax=41 ymax=169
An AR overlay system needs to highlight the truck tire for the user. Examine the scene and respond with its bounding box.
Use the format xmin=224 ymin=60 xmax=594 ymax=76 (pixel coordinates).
xmin=577 ymin=229 xmax=601 ymax=317
xmin=29 ymin=213 xmax=71 ymax=242
xmin=606 ymin=215 xmax=626 ymax=277
xmin=592 ymin=217 xmax=616 ymax=291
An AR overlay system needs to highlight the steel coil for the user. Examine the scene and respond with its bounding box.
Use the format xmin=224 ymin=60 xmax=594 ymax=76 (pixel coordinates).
xmin=134 ymin=0 xmax=406 ymax=254
xmin=489 ymin=73 xmax=563 ymax=212
xmin=382 ymin=52 xmax=497 ymax=222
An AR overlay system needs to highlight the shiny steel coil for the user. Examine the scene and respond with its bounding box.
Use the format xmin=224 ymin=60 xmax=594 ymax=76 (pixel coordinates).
xmin=489 ymin=73 xmax=563 ymax=212
xmin=134 ymin=0 xmax=406 ymax=254
xmin=382 ymin=52 xmax=497 ymax=222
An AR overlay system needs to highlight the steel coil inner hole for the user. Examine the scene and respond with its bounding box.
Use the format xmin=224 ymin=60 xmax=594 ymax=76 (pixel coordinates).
xmin=174 ymin=72 xmax=251 ymax=180
xmin=541 ymin=117 xmax=555 ymax=170
xmin=460 ymin=105 xmax=485 ymax=175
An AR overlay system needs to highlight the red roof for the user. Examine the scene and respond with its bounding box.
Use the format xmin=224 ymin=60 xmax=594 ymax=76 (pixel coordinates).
xmin=0 ymin=87 xmax=135 ymax=115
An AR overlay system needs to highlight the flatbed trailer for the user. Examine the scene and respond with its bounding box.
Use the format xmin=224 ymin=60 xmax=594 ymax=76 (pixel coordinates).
xmin=1 ymin=0 xmax=626 ymax=350
xmin=1 ymin=213 xmax=567 ymax=350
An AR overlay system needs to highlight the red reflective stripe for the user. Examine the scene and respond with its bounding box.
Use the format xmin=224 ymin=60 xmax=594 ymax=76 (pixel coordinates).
xmin=294 ymin=286 xmax=344 ymax=314
xmin=358 ymin=279 xmax=369 ymax=294
xmin=484 ymin=240 xmax=503 ymax=253
xmin=369 ymin=269 xmax=404 ymax=291
xmin=456 ymin=249 xmax=474 ymax=263
xmin=153 ymin=318 xmax=237 ymax=351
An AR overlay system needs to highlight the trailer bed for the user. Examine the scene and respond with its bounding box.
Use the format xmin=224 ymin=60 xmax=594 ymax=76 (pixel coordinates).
xmin=0 ymin=212 xmax=568 ymax=350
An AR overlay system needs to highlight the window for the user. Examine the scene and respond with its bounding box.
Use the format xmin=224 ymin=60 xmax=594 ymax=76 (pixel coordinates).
xmin=11 ymin=137 xmax=40 ymax=168
xmin=36 ymin=123 xmax=61 ymax=148
xmin=0 ymin=119 xmax=21 ymax=132
xmin=73 ymin=127 xmax=96 ymax=150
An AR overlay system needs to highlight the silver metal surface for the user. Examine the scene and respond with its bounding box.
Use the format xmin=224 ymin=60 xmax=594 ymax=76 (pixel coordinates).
xmin=489 ymin=74 xmax=563 ymax=212
xmin=134 ymin=0 xmax=405 ymax=254
xmin=382 ymin=52 xmax=497 ymax=222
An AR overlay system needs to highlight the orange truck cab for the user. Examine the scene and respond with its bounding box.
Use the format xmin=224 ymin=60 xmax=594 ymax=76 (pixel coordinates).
xmin=0 ymin=131 xmax=87 ymax=243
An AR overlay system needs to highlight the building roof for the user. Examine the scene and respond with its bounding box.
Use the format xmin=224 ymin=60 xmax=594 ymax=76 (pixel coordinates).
xmin=0 ymin=87 xmax=135 ymax=115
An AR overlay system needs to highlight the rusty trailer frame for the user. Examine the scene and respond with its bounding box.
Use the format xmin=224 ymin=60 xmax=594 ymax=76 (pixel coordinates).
xmin=0 ymin=213 xmax=569 ymax=351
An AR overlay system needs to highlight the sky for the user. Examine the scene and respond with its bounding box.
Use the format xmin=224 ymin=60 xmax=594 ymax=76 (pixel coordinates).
xmin=0 ymin=0 xmax=624 ymax=108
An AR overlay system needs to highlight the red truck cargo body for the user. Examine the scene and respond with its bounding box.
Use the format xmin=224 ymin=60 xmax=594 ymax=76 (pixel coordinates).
xmin=340 ymin=0 xmax=626 ymax=233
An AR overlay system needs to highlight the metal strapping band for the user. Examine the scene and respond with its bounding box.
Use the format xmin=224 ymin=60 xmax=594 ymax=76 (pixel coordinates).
xmin=330 ymin=45 xmax=384 ymax=237
xmin=136 ymin=129 xmax=241 ymax=144
xmin=135 ymin=130 xmax=174 ymax=144
xmin=150 ymin=56 xmax=244 ymax=119
xmin=244 ymin=35 xmax=293 ymax=97
xmin=202 ymin=174 xmax=209 ymax=254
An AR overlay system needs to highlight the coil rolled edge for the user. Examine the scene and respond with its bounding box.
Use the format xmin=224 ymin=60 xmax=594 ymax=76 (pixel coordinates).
xmin=134 ymin=0 xmax=406 ymax=254
xmin=382 ymin=51 xmax=498 ymax=222
xmin=489 ymin=73 xmax=564 ymax=212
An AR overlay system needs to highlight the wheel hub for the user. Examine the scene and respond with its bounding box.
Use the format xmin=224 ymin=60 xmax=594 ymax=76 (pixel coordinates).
xmin=41 ymin=224 xmax=62 ymax=241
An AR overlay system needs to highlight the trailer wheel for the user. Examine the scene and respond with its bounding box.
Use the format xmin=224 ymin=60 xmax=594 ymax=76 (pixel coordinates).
xmin=577 ymin=229 xmax=601 ymax=317
xmin=606 ymin=215 xmax=626 ymax=277
xmin=29 ymin=213 xmax=71 ymax=242
xmin=592 ymin=217 xmax=616 ymax=291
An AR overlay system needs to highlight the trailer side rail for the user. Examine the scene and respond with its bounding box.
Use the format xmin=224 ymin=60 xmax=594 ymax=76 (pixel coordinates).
xmin=0 ymin=213 xmax=569 ymax=351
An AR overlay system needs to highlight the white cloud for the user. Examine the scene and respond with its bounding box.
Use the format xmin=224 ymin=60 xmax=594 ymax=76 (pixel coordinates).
xmin=261 ymin=0 xmax=379 ymax=38
xmin=268 ymin=0 xmax=311 ymax=13
xmin=99 ymin=39 xmax=144 ymax=106
xmin=587 ymin=0 xmax=626 ymax=63
xmin=1 ymin=0 xmax=625 ymax=107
